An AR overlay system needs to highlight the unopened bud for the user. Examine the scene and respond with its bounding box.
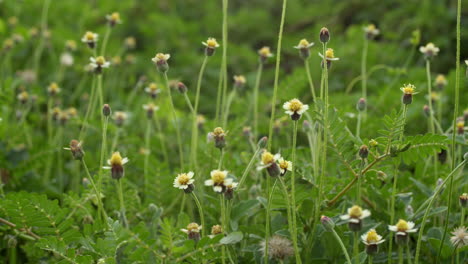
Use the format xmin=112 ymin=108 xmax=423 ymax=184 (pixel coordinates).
xmin=357 ymin=98 xmax=366 ymax=111
xmin=177 ymin=82 xmax=188 ymax=93
xmin=402 ymin=94 xmax=413 ymax=105
xmin=319 ymin=27 xmax=330 ymax=43
xmin=102 ymin=104 xmax=111 ymax=117
xmin=257 ymin=137 xmax=268 ymax=148
xmin=460 ymin=193 xmax=468 ymax=208
xmin=320 ymin=215 xmax=334 ymax=230
xmin=359 ymin=145 xmax=369 ymax=159
xmin=423 ymin=105 xmax=430 ymax=117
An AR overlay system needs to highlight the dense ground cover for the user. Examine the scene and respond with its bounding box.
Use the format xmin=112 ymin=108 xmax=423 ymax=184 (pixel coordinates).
xmin=0 ymin=0 xmax=467 ymax=263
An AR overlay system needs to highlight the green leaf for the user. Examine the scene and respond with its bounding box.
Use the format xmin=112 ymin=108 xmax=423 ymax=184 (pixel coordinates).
xmin=220 ymin=231 xmax=243 ymax=244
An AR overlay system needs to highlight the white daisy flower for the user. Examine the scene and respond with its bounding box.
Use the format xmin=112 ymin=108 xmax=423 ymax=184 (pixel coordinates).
xmin=419 ymin=42 xmax=440 ymax=58
xmin=103 ymin=152 xmax=129 ymax=180
xmin=340 ymin=205 xmax=371 ymax=224
xmin=361 ymin=229 xmax=385 ymax=245
xmin=318 ymin=48 xmax=340 ymax=61
xmin=173 ymin=172 xmax=195 ymax=190
xmin=205 ymin=170 xmax=228 ymax=193
xmin=283 ymin=98 xmax=309 ymax=120
xmin=388 ymin=219 xmax=418 ymax=236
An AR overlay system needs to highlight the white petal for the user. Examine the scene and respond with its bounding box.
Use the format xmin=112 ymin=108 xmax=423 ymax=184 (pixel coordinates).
xmin=204 ymin=179 xmax=213 ymax=186
xmin=181 ymin=229 xmax=188 ymax=234
xmin=282 ymin=101 xmax=291 ymax=111
xmin=122 ymin=157 xmax=129 ymax=164
xmin=214 ymin=186 xmax=223 ymax=193
xmin=349 ymin=218 xmax=360 ymax=224
xmin=187 ymin=171 xmax=194 ymax=178
xmin=340 ymin=215 xmax=350 ymax=220
xmin=274 ymin=154 xmax=282 ymax=161
xmin=407 ymin=228 xmax=418 ymax=233
xmin=407 ymin=221 xmax=415 ymax=230
xmin=188 ymin=179 xmax=195 ymax=185
xmin=360 ymin=209 xmax=371 ymax=219
xmin=388 ymin=225 xmax=397 ymax=232
xmin=102 ymin=166 xmax=111 ymax=170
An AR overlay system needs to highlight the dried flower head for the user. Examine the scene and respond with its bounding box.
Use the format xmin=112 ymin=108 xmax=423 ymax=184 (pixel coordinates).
xmin=65 ymin=140 xmax=85 ymax=160
xmin=260 ymin=235 xmax=294 ymax=261
xmin=103 ymin=152 xmax=129 ymax=180
xmin=450 ymin=226 xmax=468 ymax=248
xmin=173 ymin=172 xmax=195 ymax=193
xmin=419 ymin=42 xmax=440 ymax=59
xmin=151 ymin=53 xmax=170 ymax=72
xmin=205 ymin=170 xmax=229 ymax=193
xmin=211 ymin=225 xmax=223 ymax=236
xmin=283 ymin=98 xmax=309 ymax=121
xmin=181 ymin=222 xmax=202 ymax=242
xmin=106 ymin=12 xmax=122 ymax=26
xmin=364 ymin=24 xmax=380 ymax=39
xmin=144 ymin=83 xmax=162 ymax=99
xmin=81 ymin=31 xmax=98 ymax=48
xmin=90 ymin=56 xmax=110 ymax=74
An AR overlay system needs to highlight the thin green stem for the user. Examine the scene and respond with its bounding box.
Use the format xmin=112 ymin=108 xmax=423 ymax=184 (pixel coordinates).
xmin=406 ymin=244 xmax=412 ymax=264
xmin=362 ymin=38 xmax=368 ymax=100
xmin=304 ymin=59 xmax=316 ymax=102
xmin=425 ymin=60 xmax=435 ymax=134
xmin=279 ymin=178 xmax=293 ymax=236
xmin=414 ymin=159 xmax=467 ymax=264
xmin=82 ymin=159 xmax=108 ymax=224
xmin=154 ymin=115 xmax=169 ymax=166
xmin=368 ymin=255 xmax=373 ymax=264
xmin=290 ymin=121 xmax=301 ymax=263
xmin=356 ymin=111 xmax=362 ymax=138
xmin=163 ymin=73 xmax=184 ymax=169
xmin=398 ymin=246 xmax=403 ymax=264
xmin=331 ymin=228 xmax=352 ymax=264
xmin=237 ymin=147 xmax=261 ymax=190
xmin=117 ymin=178 xmax=128 ymax=228
xmin=353 ymin=232 xmax=359 ymax=263
xmin=191 ymin=193 xmax=205 ymax=237
xmin=218 ymin=149 xmax=224 ymax=170
xmin=253 ymin=63 xmax=263 ymax=136
xmin=144 ymin=120 xmax=151 ymax=197
xmin=220 ymin=196 xmax=226 ymax=264
xmin=100 ymin=26 xmax=112 ymax=56
xmin=183 ymin=93 xmax=195 ymax=115
xmin=220 ymin=0 xmax=228 ymax=125
xmin=439 ymin=0 xmax=462 ymax=261
xmin=98 ymin=115 xmax=109 ymax=203
xmin=79 ymin=76 xmax=97 ymax=141
xmin=111 ymin=127 xmax=121 ymax=153
xmin=190 ymin=56 xmax=208 ymax=170
xmin=33 ymin=0 xmax=51 ymax=76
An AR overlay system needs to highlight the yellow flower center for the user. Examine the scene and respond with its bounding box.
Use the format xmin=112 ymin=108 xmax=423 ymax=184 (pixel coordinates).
xmin=325 ymin=48 xmax=335 ymax=58
xmin=111 ymin=12 xmax=120 ymax=21
xmin=211 ymin=171 xmax=226 ymax=184
xmin=206 ymin=38 xmax=218 ymax=48
xmin=349 ymin=205 xmax=363 ymax=218
xmin=156 ymin=53 xmax=167 ymax=61
xmin=289 ymin=99 xmax=303 ymax=112
xmin=435 ymin=75 xmax=446 ymax=83
xmin=49 ymin=83 xmax=58 ymax=90
xmin=85 ymin=32 xmax=95 ymax=41
xmin=396 ymin=219 xmax=409 ymax=231
xmin=234 ymin=75 xmax=246 ymax=84
xmin=402 ymin=85 xmax=415 ymax=94
xmin=367 ymin=24 xmax=376 ymax=31
xmin=259 ymin=47 xmax=271 ymax=57
xmin=149 ymin=83 xmax=157 ymax=91
xmin=279 ymin=160 xmax=289 ymax=170
xmin=95 ymin=56 xmax=106 ymax=65
xmin=366 ymin=230 xmax=379 ymax=243
xmin=298 ymin=39 xmax=309 ymax=48
xmin=261 ymin=152 xmax=274 ymax=165
xmin=213 ymin=127 xmax=225 ymax=136
xmin=110 ymin=152 xmax=123 ymax=166
xmin=177 ymin=174 xmax=190 ymax=185
xmin=456 ymin=121 xmax=464 ymax=129
xmin=187 ymin=223 xmax=200 ymax=232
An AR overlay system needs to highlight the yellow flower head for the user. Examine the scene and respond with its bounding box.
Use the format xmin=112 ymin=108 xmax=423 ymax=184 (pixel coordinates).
xmin=367 ymin=24 xmax=376 ymax=31
xmin=349 ymin=205 xmax=363 ymax=218
xmin=435 ymin=74 xmax=446 ymax=85
xmin=85 ymin=31 xmax=96 ymax=41
xmin=369 ymin=139 xmax=378 ymax=147
xmin=396 ymin=219 xmax=409 ymax=232
xmin=17 ymin=91 xmax=29 ymax=101
xmin=211 ymin=225 xmax=223 ymax=235
xmin=67 ymin=107 xmax=78 ymax=117
xmin=261 ymin=151 xmax=275 ymax=165
xmin=95 ymin=56 xmax=106 ymax=65
xmin=187 ymin=223 xmax=201 ymax=233
xmin=177 ymin=173 xmax=191 ymax=185
xmin=3 ymin=39 xmax=14 ymax=49
xmin=65 ymin=40 xmax=77 ymax=51
xmin=297 ymin=39 xmax=310 ymax=49
xmin=110 ymin=152 xmax=123 ymax=166
xmin=213 ymin=127 xmax=225 ymax=137
xmin=110 ymin=12 xmax=120 ymax=22
xmin=211 ymin=170 xmax=227 ymax=184
xmin=233 ymin=75 xmax=246 ymax=85
xmin=325 ymin=48 xmax=335 ymax=59
xmin=48 ymin=82 xmax=60 ymax=95
xmin=456 ymin=121 xmax=464 ymax=129
xmin=125 ymin=37 xmax=136 ymax=49
xmin=197 ymin=115 xmax=206 ymax=124
xmin=279 ymin=159 xmax=290 ymax=170
xmin=203 ymin=37 xmax=220 ymax=49
xmin=258 ymin=46 xmax=273 ymax=58
xmin=366 ymin=229 xmax=379 ymax=243
xmin=289 ymin=99 xmax=303 ymax=112
xmin=400 ymin=84 xmax=417 ymax=95
xmin=153 ymin=53 xmax=170 ymax=63
xmin=149 ymin=83 xmax=157 ymax=91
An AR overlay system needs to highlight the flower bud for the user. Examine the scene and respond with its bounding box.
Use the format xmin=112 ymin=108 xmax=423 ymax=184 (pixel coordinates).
xmin=242 ymin=126 xmax=252 ymax=139
xmin=395 ymin=233 xmax=409 ymax=245
xmin=319 ymin=27 xmax=330 ymax=43
xmin=102 ymin=104 xmax=111 ymax=117
xmin=177 ymin=82 xmax=188 ymax=94
xmin=402 ymin=94 xmax=413 ymax=105
xmin=320 ymin=215 xmax=334 ymax=230
xmin=423 ymin=105 xmax=430 ymax=117
xmin=459 ymin=193 xmax=468 ymax=208
xmin=356 ymin=98 xmax=366 ymax=112
xmin=359 ymin=145 xmax=369 ymax=159
xmin=365 ymin=244 xmax=378 ymax=255
xmin=257 ymin=136 xmax=268 ymax=148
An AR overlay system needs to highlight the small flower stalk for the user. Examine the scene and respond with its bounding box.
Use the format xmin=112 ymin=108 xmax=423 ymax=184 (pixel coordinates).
xmin=400 ymin=84 xmax=418 ymax=105
xmin=283 ymin=98 xmax=309 ymax=121
xmin=340 ymin=205 xmax=371 ymax=232
xmin=202 ymin=37 xmax=220 ymax=56
xmin=181 ymin=223 xmax=202 ymax=242
xmin=388 ymin=219 xmax=418 ymax=245
xmin=81 ymin=31 xmax=98 ymax=49
xmin=173 ymin=172 xmax=195 ymax=194
xmin=361 ymin=229 xmax=385 ymax=255
xmin=294 ymin=39 xmax=314 ymax=60
xmin=103 ymin=152 xmax=129 ymax=180
xmin=151 ymin=53 xmax=170 ymax=73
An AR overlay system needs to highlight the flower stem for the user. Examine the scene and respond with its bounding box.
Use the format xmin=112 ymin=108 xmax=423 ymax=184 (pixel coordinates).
xmin=33 ymin=0 xmax=51 ymax=76
xmin=79 ymin=75 xmax=97 ymax=141
xmin=398 ymin=246 xmax=403 ymax=264
xmin=425 ymin=60 xmax=435 ymax=134
xmin=218 ymin=149 xmax=224 ymax=170
xmin=163 ymin=73 xmax=184 ymax=169
xmin=111 ymin=127 xmax=121 ymax=153
xmin=265 ymin=1 xmax=288 ymax=262
xmin=414 ymin=159 xmax=467 ymax=264
xmin=154 ymin=114 xmax=169 ymax=165
xmin=117 ymin=178 xmax=128 ymax=228
xmin=82 ymin=159 xmax=108 ymax=224
xmin=191 ymin=193 xmax=205 ymax=237
xmin=215 ymin=0 xmax=229 ymax=123
xmin=100 ymin=26 xmax=112 ymax=56
xmin=144 ymin=120 xmax=151 ymax=197
xmin=406 ymin=244 xmax=412 ymax=264
xmin=331 ymin=227 xmax=352 ymax=264
xmin=361 ymin=37 xmax=368 ymax=104
xmin=353 ymin=232 xmax=359 ymax=263
xmin=290 ymin=120 xmax=301 ymax=263
xmin=237 ymin=146 xmax=261 ymax=190
xmin=220 ymin=195 xmax=226 ymax=264
xmin=183 ymin=93 xmax=195 ymax=115
xmin=253 ymin=63 xmax=263 ymax=136
xmin=190 ymin=56 xmax=208 ymax=170
xmin=98 ymin=114 xmax=109 ymax=199
xmin=304 ymin=59 xmax=316 ymax=102
xmin=439 ymin=0 xmax=462 ymax=261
